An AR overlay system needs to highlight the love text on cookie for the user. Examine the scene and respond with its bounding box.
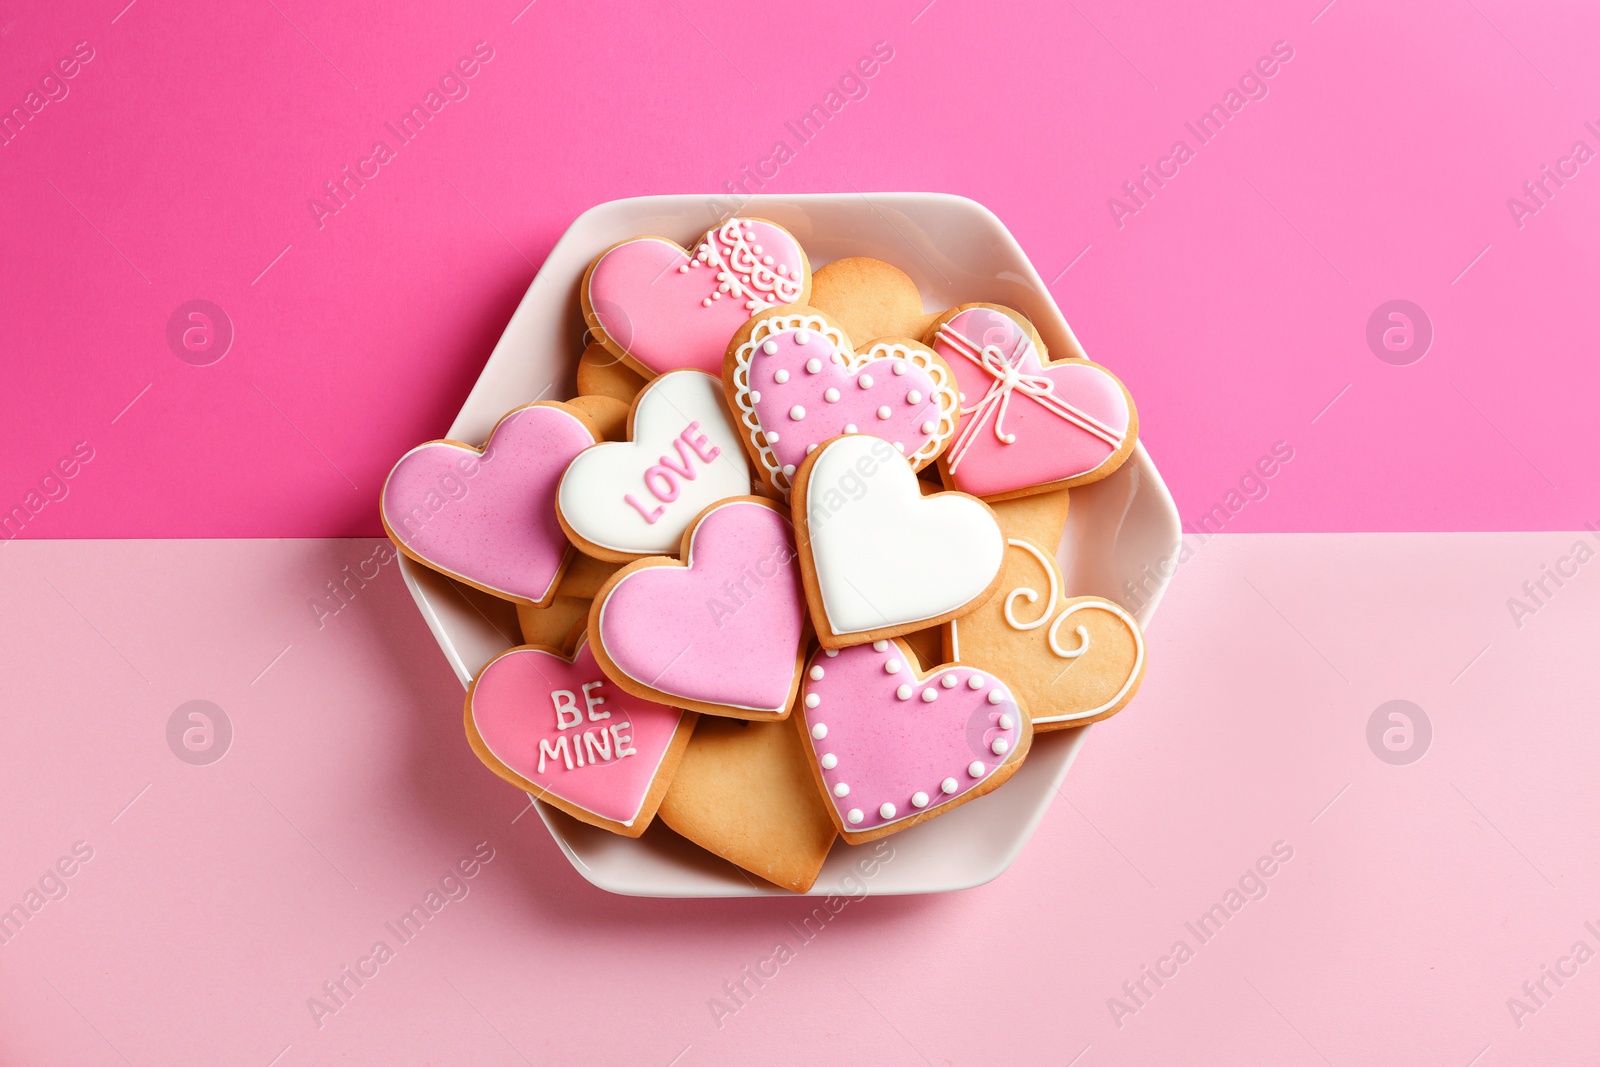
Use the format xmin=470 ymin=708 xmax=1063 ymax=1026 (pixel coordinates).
xmin=622 ymin=421 xmax=721 ymax=524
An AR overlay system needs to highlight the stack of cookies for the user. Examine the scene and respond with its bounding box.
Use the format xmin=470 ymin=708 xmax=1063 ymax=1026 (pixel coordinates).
xmin=381 ymin=217 xmax=1147 ymax=893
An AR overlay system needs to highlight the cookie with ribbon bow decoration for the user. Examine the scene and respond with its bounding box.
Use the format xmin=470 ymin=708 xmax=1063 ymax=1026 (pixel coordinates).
xmin=927 ymin=304 xmax=1138 ymax=501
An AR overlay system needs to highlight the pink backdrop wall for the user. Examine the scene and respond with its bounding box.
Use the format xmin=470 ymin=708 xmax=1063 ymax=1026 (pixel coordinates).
xmin=3 ymin=0 xmax=1596 ymax=539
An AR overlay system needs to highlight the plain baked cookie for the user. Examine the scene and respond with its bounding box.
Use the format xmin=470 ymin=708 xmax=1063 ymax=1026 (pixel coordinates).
xmin=809 ymin=257 xmax=934 ymax=343
xmin=576 ymin=342 xmax=648 ymax=405
xmin=658 ymin=717 xmax=837 ymax=893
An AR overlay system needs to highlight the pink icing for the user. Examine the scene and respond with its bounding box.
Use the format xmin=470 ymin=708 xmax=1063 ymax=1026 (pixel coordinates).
xmin=934 ymin=307 xmax=1132 ymax=498
xmin=381 ymin=405 xmax=593 ymax=602
xmin=744 ymin=326 xmax=946 ymax=479
xmin=598 ymin=500 xmax=804 ymax=713
xmin=798 ymin=641 xmax=1023 ymax=832
xmin=469 ymin=641 xmax=684 ymax=826
xmin=588 ymin=219 xmax=805 ymax=376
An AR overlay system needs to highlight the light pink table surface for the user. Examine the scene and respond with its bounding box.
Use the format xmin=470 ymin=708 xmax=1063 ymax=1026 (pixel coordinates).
xmin=2 ymin=533 xmax=1596 ymax=1064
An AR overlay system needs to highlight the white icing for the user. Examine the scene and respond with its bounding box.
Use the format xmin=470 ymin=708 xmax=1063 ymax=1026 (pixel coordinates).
xmin=994 ymin=539 xmax=1147 ymax=723
xmin=824 ymin=388 xmax=840 ymax=403
xmin=762 ymin=340 xmax=778 ymax=355
xmin=803 ymin=436 xmax=1003 ymax=635
xmin=987 ymin=690 xmax=1004 ymax=705
xmin=991 ymin=738 xmax=1009 ymax=755
xmin=796 ymin=330 xmax=811 ymax=345
xmin=556 ymin=371 xmax=749 ymax=555
xmin=1003 ymin=538 xmax=1060 ymax=631
xmin=940 ymin=674 xmax=957 ymax=689
xmin=885 ymin=659 xmax=902 ymax=674
xmin=789 ymin=405 xmax=806 ymax=421
xmin=824 ymin=648 xmax=839 ymax=658
xmin=844 ymin=424 xmax=857 ymax=434
xmin=873 ymin=640 xmax=887 ymax=652
xmin=809 ymin=665 xmax=825 ymax=680
xmin=806 ymin=358 xmax=822 ymax=374
xmin=859 ymin=375 xmax=873 ymax=389
xmin=941 ymin=777 xmax=958 ymax=794
xmin=876 ymin=406 xmax=891 ymax=420
xmin=896 ymin=684 xmax=912 ymax=700
xmin=879 ymin=802 xmax=896 ymax=819
xmin=907 ymin=390 xmax=922 ymax=404
xmin=967 ymin=675 xmax=984 ymax=690
xmin=921 ymin=688 xmax=938 ymax=703
xmin=834 ymin=782 xmax=850 ymax=797
xmin=698 ymin=220 xmax=802 ymax=312
xmin=811 ymin=723 xmax=827 ymax=739
xmin=968 ymin=761 xmax=985 ymax=778
xmin=911 ymin=791 xmax=929 ymax=808
xmin=774 ymin=369 xmax=789 ymax=383
xmin=805 ymin=693 xmax=820 ymax=708
xmin=820 ymin=753 xmax=837 ymax=769
xmin=847 ymin=808 xmax=863 ymax=824
xmin=999 ymin=714 xmax=1014 ymax=729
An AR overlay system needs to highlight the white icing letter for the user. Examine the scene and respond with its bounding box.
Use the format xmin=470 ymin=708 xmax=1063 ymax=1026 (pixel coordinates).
xmin=610 ymin=721 xmax=637 ymax=758
xmin=551 ymin=690 xmax=582 ymax=729
xmin=582 ymin=680 xmax=610 ymax=720
xmin=537 ymin=735 xmax=572 ymax=773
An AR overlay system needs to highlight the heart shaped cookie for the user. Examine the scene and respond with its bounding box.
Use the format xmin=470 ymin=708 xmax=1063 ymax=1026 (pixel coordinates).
xmin=929 ymin=304 xmax=1138 ymax=501
xmin=725 ymin=307 xmax=958 ymax=497
xmin=946 ymin=537 xmax=1146 ymax=730
xmin=465 ymin=638 xmax=695 ymax=837
xmin=592 ymin=497 xmax=806 ymax=720
xmin=658 ymin=717 xmax=837 ymax=892
xmin=381 ymin=401 xmax=601 ymax=605
xmin=557 ymin=370 xmax=752 ymax=561
xmin=583 ymin=217 xmax=810 ymax=378
xmin=796 ymin=638 xmax=1032 ymax=843
xmin=792 ymin=434 xmax=1006 ymax=647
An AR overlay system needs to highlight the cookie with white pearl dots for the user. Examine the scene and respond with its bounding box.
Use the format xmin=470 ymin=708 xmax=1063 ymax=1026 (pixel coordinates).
xmin=722 ymin=305 xmax=959 ymax=498
xmin=794 ymin=637 xmax=1032 ymax=844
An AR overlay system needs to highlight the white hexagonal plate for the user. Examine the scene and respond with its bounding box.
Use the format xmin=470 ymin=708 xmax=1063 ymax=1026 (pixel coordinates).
xmin=398 ymin=193 xmax=1181 ymax=896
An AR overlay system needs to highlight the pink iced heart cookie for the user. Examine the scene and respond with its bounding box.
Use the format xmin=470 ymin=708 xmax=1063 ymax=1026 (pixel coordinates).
xmin=583 ymin=218 xmax=810 ymax=378
xmin=929 ymin=304 xmax=1138 ymax=501
xmin=796 ymin=638 xmax=1032 ymax=843
xmin=465 ymin=639 xmax=694 ymax=837
xmin=592 ymin=497 xmax=806 ymax=720
xmin=726 ymin=307 xmax=958 ymax=497
xmin=381 ymin=402 xmax=599 ymax=605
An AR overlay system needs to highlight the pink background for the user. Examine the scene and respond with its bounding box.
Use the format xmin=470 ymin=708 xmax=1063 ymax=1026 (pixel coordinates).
xmin=4 ymin=0 xmax=1599 ymax=1063
xmin=2 ymin=0 xmax=1597 ymax=538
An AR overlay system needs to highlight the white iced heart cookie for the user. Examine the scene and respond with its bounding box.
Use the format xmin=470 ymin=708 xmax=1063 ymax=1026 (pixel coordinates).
xmin=558 ymin=371 xmax=751 ymax=560
xmin=792 ymin=434 xmax=1006 ymax=647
